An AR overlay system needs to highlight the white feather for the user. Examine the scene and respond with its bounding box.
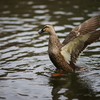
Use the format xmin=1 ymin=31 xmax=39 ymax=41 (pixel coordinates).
xmin=61 ymin=32 xmax=92 ymax=64
xmin=61 ymin=50 xmax=71 ymax=64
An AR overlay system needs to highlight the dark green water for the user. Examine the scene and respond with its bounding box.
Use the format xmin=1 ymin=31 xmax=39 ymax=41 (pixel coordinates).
xmin=0 ymin=0 xmax=100 ymax=100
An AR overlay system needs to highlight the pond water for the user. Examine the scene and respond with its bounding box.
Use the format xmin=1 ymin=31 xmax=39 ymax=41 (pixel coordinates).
xmin=0 ymin=0 xmax=100 ymax=100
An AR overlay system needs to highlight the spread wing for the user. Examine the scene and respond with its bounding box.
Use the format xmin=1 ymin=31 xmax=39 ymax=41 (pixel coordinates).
xmin=62 ymin=16 xmax=100 ymax=45
xmin=61 ymin=30 xmax=100 ymax=64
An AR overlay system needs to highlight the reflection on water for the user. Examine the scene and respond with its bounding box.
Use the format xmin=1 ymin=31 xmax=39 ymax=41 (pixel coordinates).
xmin=50 ymin=73 xmax=95 ymax=100
xmin=0 ymin=0 xmax=100 ymax=100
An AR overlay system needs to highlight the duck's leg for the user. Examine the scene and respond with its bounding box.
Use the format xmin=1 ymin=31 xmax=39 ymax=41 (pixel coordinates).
xmin=70 ymin=62 xmax=88 ymax=70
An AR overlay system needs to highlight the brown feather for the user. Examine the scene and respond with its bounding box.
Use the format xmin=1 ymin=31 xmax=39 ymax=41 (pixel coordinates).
xmin=62 ymin=16 xmax=100 ymax=45
xmin=61 ymin=31 xmax=95 ymax=63
xmin=72 ymin=30 xmax=100 ymax=63
xmin=69 ymin=30 xmax=100 ymax=64
xmin=81 ymin=30 xmax=100 ymax=52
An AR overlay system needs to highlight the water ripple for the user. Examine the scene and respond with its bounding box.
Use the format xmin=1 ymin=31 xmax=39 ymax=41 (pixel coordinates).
xmin=0 ymin=0 xmax=100 ymax=99
xmin=34 ymin=9 xmax=49 ymax=14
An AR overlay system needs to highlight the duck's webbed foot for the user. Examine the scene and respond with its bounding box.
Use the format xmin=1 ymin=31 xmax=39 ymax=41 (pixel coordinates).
xmin=52 ymin=69 xmax=66 ymax=77
xmin=69 ymin=62 xmax=87 ymax=71
xmin=75 ymin=66 xmax=88 ymax=70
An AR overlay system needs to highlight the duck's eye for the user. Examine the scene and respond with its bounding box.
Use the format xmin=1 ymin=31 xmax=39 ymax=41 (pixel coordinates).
xmin=43 ymin=28 xmax=46 ymax=32
xmin=43 ymin=26 xmax=49 ymax=31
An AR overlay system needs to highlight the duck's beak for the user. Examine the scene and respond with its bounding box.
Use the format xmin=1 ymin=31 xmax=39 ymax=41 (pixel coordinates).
xmin=36 ymin=29 xmax=44 ymax=35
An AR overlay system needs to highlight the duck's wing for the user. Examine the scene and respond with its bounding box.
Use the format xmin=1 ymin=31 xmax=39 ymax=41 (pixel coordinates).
xmin=61 ymin=30 xmax=100 ymax=64
xmin=82 ymin=30 xmax=100 ymax=51
xmin=62 ymin=16 xmax=100 ymax=45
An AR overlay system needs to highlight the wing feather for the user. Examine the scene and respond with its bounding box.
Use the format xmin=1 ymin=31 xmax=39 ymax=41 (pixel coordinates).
xmin=81 ymin=30 xmax=100 ymax=52
xmin=62 ymin=16 xmax=100 ymax=45
xmin=61 ymin=31 xmax=100 ymax=63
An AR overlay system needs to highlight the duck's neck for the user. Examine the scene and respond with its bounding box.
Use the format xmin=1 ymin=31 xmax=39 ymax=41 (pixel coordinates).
xmin=48 ymin=34 xmax=61 ymax=50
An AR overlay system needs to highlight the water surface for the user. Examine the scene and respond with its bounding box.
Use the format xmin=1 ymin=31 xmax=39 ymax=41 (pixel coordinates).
xmin=0 ymin=0 xmax=100 ymax=100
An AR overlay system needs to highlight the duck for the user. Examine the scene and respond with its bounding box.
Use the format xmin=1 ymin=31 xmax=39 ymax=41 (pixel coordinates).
xmin=37 ymin=16 xmax=100 ymax=73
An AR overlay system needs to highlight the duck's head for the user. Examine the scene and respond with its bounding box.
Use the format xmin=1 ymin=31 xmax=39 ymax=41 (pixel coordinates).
xmin=37 ymin=24 xmax=55 ymax=35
